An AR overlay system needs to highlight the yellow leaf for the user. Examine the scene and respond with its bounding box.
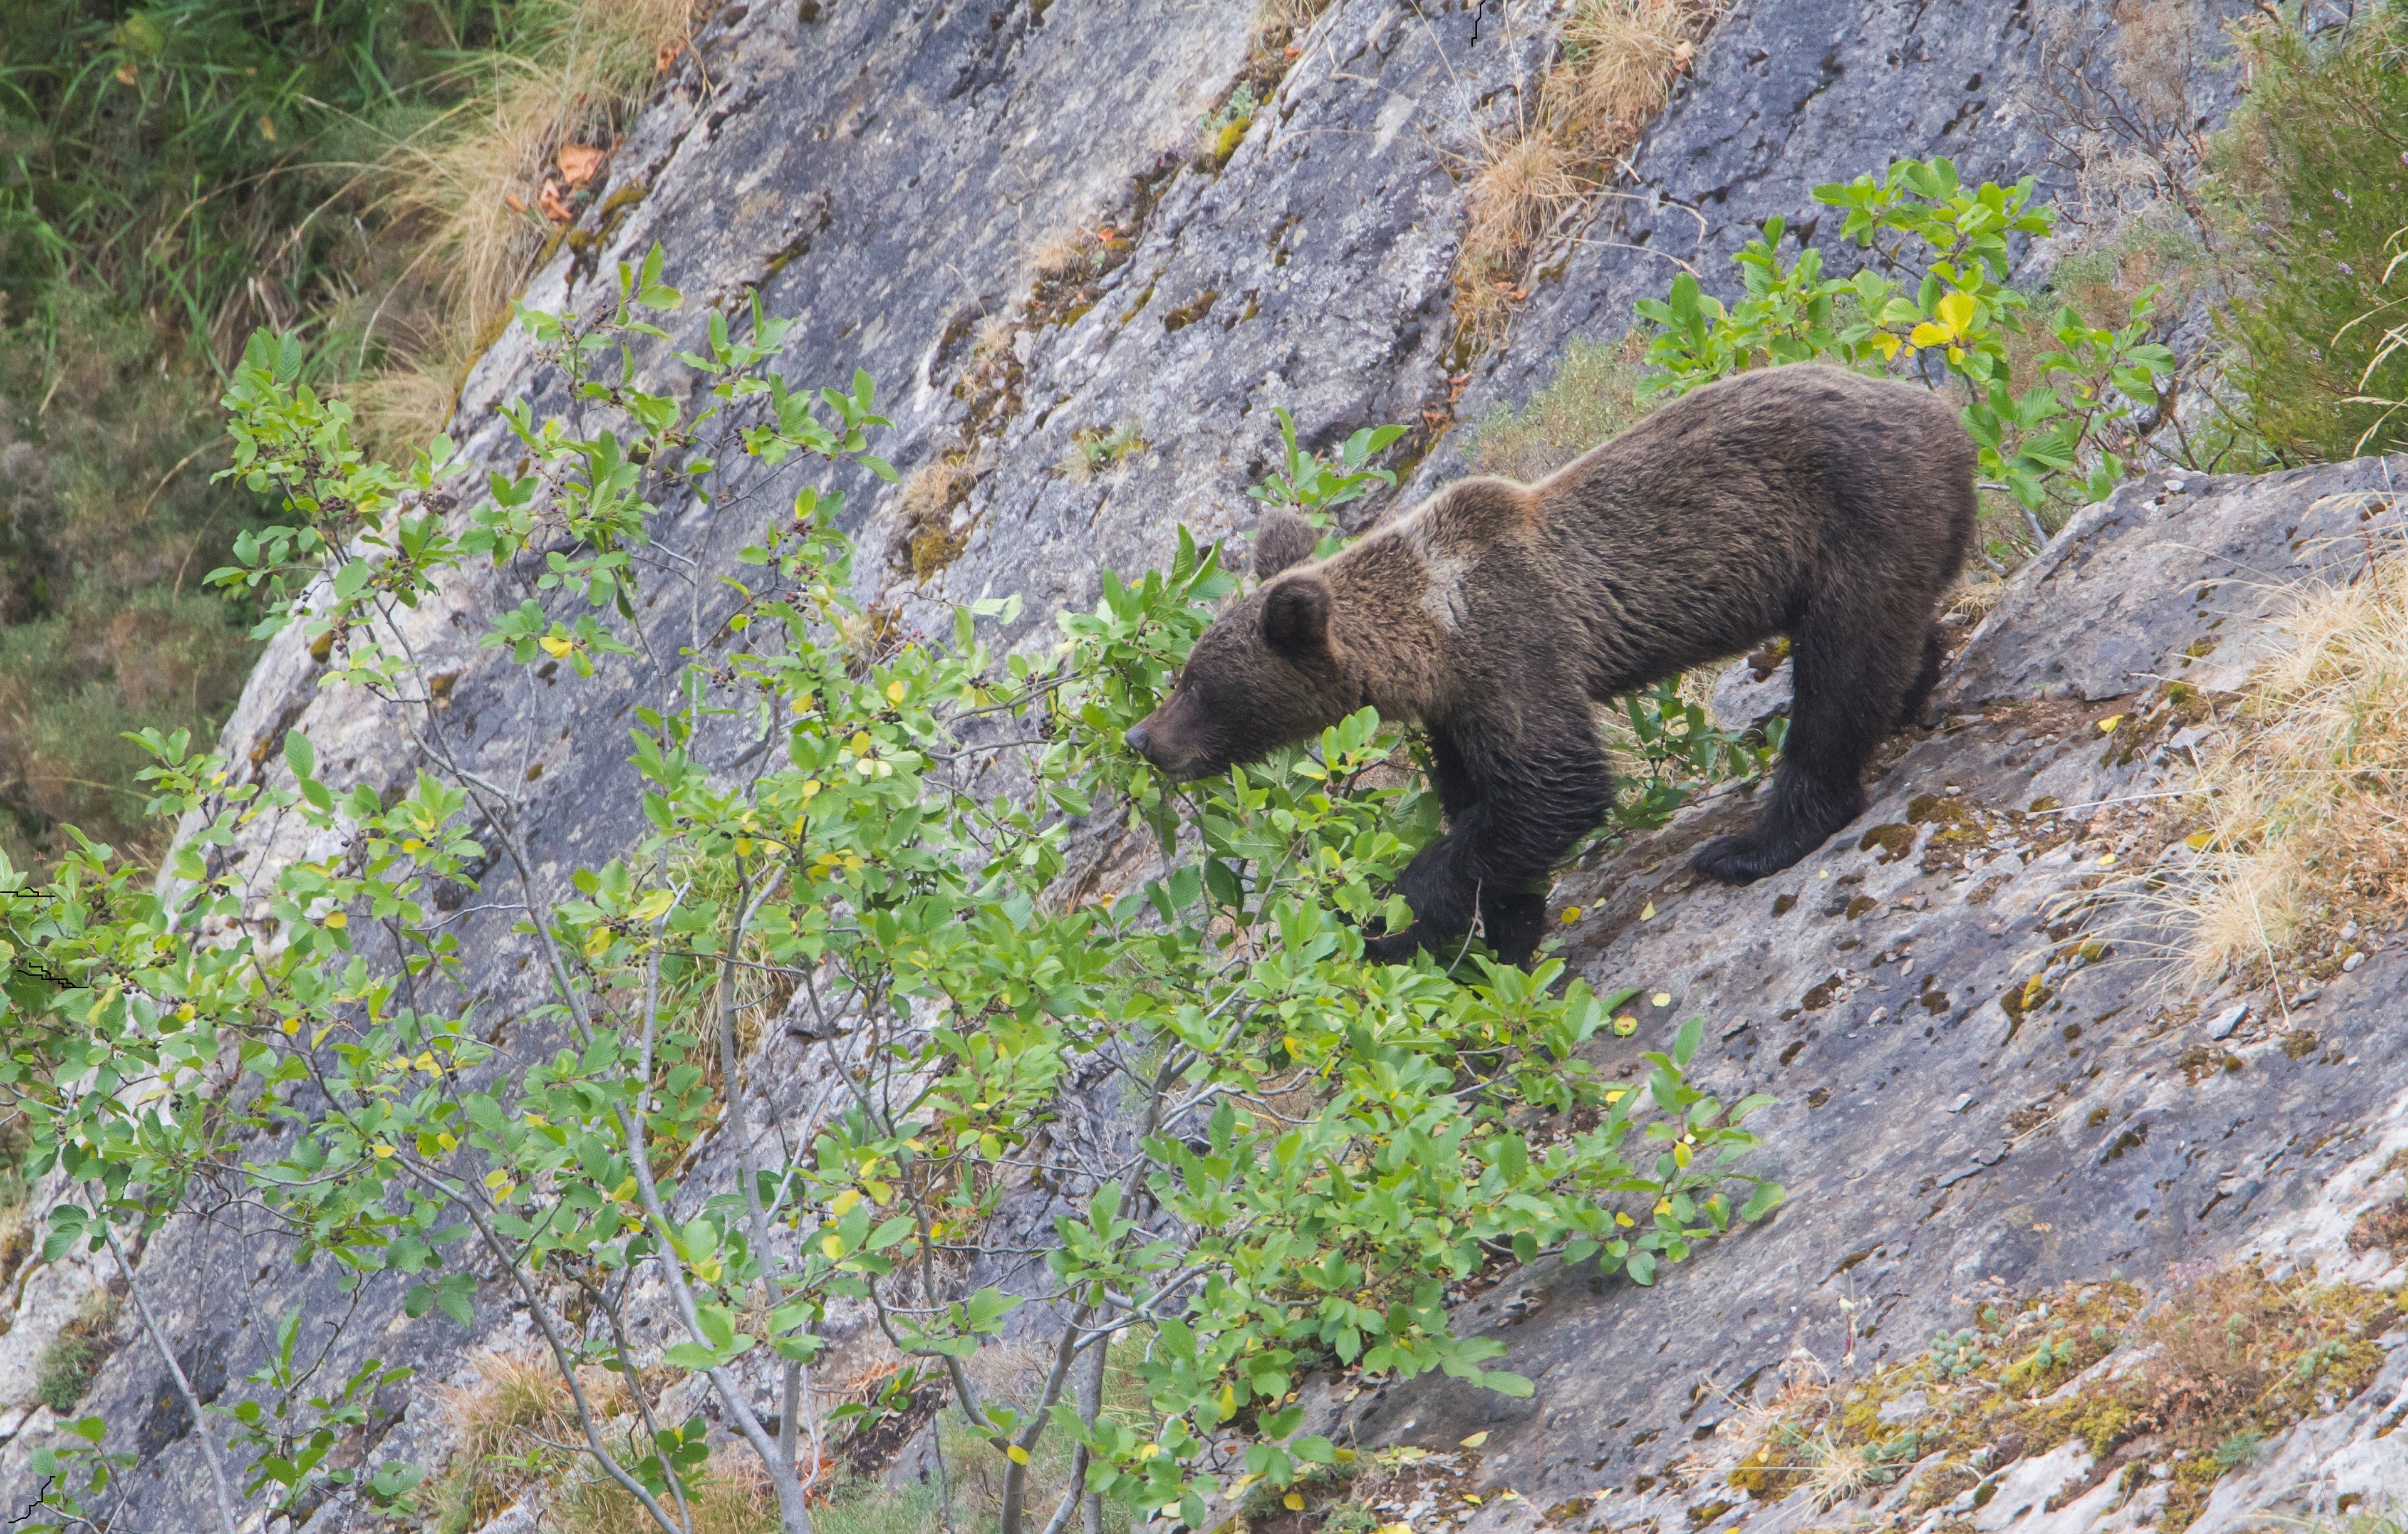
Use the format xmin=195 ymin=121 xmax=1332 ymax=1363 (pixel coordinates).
xmin=1909 ymin=321 xmax=1951 ymax=348
xmin=1651 ymin=992 xmax=1671 ymax=1007
xmin=1460 ymin=1431 xmax=1489 ymax=1448
xmin=611 ymin=1177 xmax=637 ymax=1202
xmin=1654 ymin=1198 xmax=1672 ymax=1215
xmin=1463 ymin=1494 xmax=1483 ymax=1505
xmin=1605 ymin=1089 xmax=1625 ymax=1105
xmin=1615 ymin=1211 xmax=1635 ymax=1227
xmin=2098 ymin=715 xmax=2124 ymax=733
xmin=1937 ymin=288 xmax=1976 ymax=333
xmin=1007 ymin=1444 xmax=1030 ymax=1465
xmin=371 ymin=1142 xmax=395 ymax=1159
xmin=1560 ymin=906 xmax=1582 ymax=924
xmin=1639 ymin=901 xmax=1656 ymax=921
xmin=1376 ymin=1526 xmax=1415 ymax=1534
xmin=831 ymin=1189 xmax=861 ymax=1216
xmin=2097 ymin=852 xmax=2118 ymax=867
xmin=1284 ymin=1493 xmax=1305 ymax=1510
xmin=539 ymin=635 xmax=574 ymax=658
xmin=1614 ymin=1016 xmax=1637 ymax=1036
xmin=2186 ymin=832 xmax=2214 ymax=850
xmin=821 ymin=1234 xmax=845 ymax=1260
xmin=1872 ymin=331 xmax=1902 ymax=360
xmin=485 ymin=1169 xmax=512 ymax=1189
xmin=886 ymin=680 xmax=906 ymax=703
xmin=1674 ymin=1142 xmax=1693 ymax=1168
xmin=323 ymin=912 xmax=347 ymax=929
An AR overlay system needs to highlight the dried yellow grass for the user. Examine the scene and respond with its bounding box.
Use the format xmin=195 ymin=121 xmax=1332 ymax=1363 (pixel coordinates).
xmin=2136 ymin=545 xmax=2408 ymax=988
xmin=1549 ymin=0 xmax=1701 ymax=153
xmin=345 ymin=0 xmax=692 ymax=455
xmin=1455 ymin=131 xmax=1585 ymax=344
xmin=388 ymin=0 xmax=692 ymax=331
xmin=433 ymin=1348 xmax=635 ymax=1526
xmin=1449 ymin=0 xmax=1716 ymax=350
xmin=554 ymin=1450 xmax=782 ymax=1534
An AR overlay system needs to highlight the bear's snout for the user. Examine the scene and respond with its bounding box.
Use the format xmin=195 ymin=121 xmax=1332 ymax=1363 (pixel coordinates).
xmin=1123 ymin=721 xmax=1153 ymax=757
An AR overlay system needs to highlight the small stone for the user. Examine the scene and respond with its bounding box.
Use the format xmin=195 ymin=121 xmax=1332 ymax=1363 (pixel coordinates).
xmin=2291 ymin=988 xmax=2320 ymax=1006
xmin=1876 ymin=1391 xmax=1928 ymax=1425
xmin=1866 ymin=1006 xmax=1889 ymax=1026
xmin=1721 ymin=1020 xmax=1752 ymax=1041
xmin=1946 ymin=1092 xmax=1973 ymax=1114
xmin=2344 ymin=951 xmax=2366 ymax=973
xmin=2207 ymin=1003 xmax=2248 ymax=1040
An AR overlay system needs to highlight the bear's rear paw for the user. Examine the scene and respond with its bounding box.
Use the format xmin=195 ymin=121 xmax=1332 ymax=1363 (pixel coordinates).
xmin=1691 ymin=832 xmax=1801 ymax=886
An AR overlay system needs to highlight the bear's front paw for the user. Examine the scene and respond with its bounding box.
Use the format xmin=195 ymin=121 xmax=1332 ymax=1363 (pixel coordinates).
xmin=1690 ymin=833 xmax=1788 ymax=886
xmin=1360 ymin=926 xmax=1423 ymax=965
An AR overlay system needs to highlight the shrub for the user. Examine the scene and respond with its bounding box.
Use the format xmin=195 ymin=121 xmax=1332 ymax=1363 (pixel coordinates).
xmin=1635 ymin=156 xmax=2176 ymax=532
xmin=0 ymin=250 xmax=1785 ymax=1534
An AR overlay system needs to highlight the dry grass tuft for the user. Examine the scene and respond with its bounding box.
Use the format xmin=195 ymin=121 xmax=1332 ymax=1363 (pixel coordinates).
xmin=2144 ymin=546 xmax=2408 ymax=988
xmin=554 ymin=1450 xmax=782 ymax=1534
xmin=888 ymin=451 xmax=983 ymax=581
xmin=351 ymin=0 xmax=694 ymax=447
xmin=1803 ymin=1439 xmax=1880 ymax=1511
xmin=1024 ymin=227 xmax=1094 ymax=287
xmin=1448 ymin=0 xmax=1719 ymax=352
xmin=1550 ymin=0 xmax=1700 ymax=154
xmin=1946 ymin=574 xmax=2007 ymax=625
xmin=1455 ymin=132 xmax=1585 ymax=345
xmin=433 ymin=1347 xmax=631 ymax=1526
xmin=390 ymin=0 xmax=692 ymax=329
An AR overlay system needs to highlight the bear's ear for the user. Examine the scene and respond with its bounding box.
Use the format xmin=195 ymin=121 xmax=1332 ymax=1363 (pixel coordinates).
xmin=1260 ymin=573 xmax=1332 ymax=661
xmin=1252 ymin=509 xmax=1319 ymax=579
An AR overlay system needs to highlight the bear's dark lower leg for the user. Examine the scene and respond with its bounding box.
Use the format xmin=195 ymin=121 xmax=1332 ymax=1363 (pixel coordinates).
xmin=1367 ymin=717 xmax=1607 ymax=964
xmin=1478 ymin=887 xmax=1550 ymax=967
xmin=1896 ymin=622 xmax=1943 ymax=727
xmin=1691 ymin=618 xmax=1901 ymax=885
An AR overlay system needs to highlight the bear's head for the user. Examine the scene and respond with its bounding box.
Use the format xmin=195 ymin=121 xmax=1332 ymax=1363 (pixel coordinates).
xmin=1123 ymin=510 xmax=1358 ymax=780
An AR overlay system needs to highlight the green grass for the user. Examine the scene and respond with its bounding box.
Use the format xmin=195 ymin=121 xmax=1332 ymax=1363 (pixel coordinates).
xmin=32 ymin=1290 xmax=118 ymax=1414
xmin=0 ymin=295 xmax=269 ymax=866
xmin=0 ymin=0 xmax=686 ymax=869
xmin=2214 ymin=6 xmax=2408 ymax=462
xmin=1464 ymin=335 xmax=1653 ymax=483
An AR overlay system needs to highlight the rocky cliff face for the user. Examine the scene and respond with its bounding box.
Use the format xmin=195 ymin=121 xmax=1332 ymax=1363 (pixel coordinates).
xmin=7 ymin=1 xmax=2399 ymax=1530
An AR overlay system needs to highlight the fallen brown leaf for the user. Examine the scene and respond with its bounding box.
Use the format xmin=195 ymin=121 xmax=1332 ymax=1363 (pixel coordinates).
xmin=503 ymin=191 xmax=529 ymax=214
xmin=537 ymin=180 xmax=574 ymax=224
xmin=656 ymin=38 xmax=686 ymax=73
xmin=557 ymin=143 xmax=607 ymax=189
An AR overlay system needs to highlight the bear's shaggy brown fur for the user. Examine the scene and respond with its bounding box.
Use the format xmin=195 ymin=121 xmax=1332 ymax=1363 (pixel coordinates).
xmin=1126 ymin=363 xmax=1976 ymax=964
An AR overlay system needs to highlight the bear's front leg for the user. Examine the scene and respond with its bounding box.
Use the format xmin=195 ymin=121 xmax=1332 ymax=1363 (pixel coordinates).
xmin=1363 ymin=717 xmax=1610 ymax=966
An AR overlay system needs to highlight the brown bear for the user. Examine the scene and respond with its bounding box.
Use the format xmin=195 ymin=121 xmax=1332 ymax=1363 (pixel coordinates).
xmin=1124 ymin=362 xmax=1976 ymax=964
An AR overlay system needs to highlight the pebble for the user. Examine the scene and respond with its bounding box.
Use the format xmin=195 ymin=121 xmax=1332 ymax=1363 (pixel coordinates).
xmin=1876 ymin=1391 xmax=1929 ymax=1425
xmin=2344 ymin=951 xmax=2366 ymax=973
xmin=1866 ymin=1006 xmax=1889 ymax=1026
xmin=1946 ymin=1092 xmax=1974 ymax=1114
xmin=2207 ymin=1003 xmax=2248 ymax=1040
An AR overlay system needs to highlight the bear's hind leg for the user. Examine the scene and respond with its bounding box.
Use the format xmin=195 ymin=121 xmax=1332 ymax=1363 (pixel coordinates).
xmin=1896 ymin=621 xmax=1944 ymax=727
xmin=1691 ymin=612 xmax=1911 ymax=885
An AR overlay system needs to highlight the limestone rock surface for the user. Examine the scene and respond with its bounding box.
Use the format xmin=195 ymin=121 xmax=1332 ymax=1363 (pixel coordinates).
xmin=8 ymin=1 xmax=2400 ymax=1530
